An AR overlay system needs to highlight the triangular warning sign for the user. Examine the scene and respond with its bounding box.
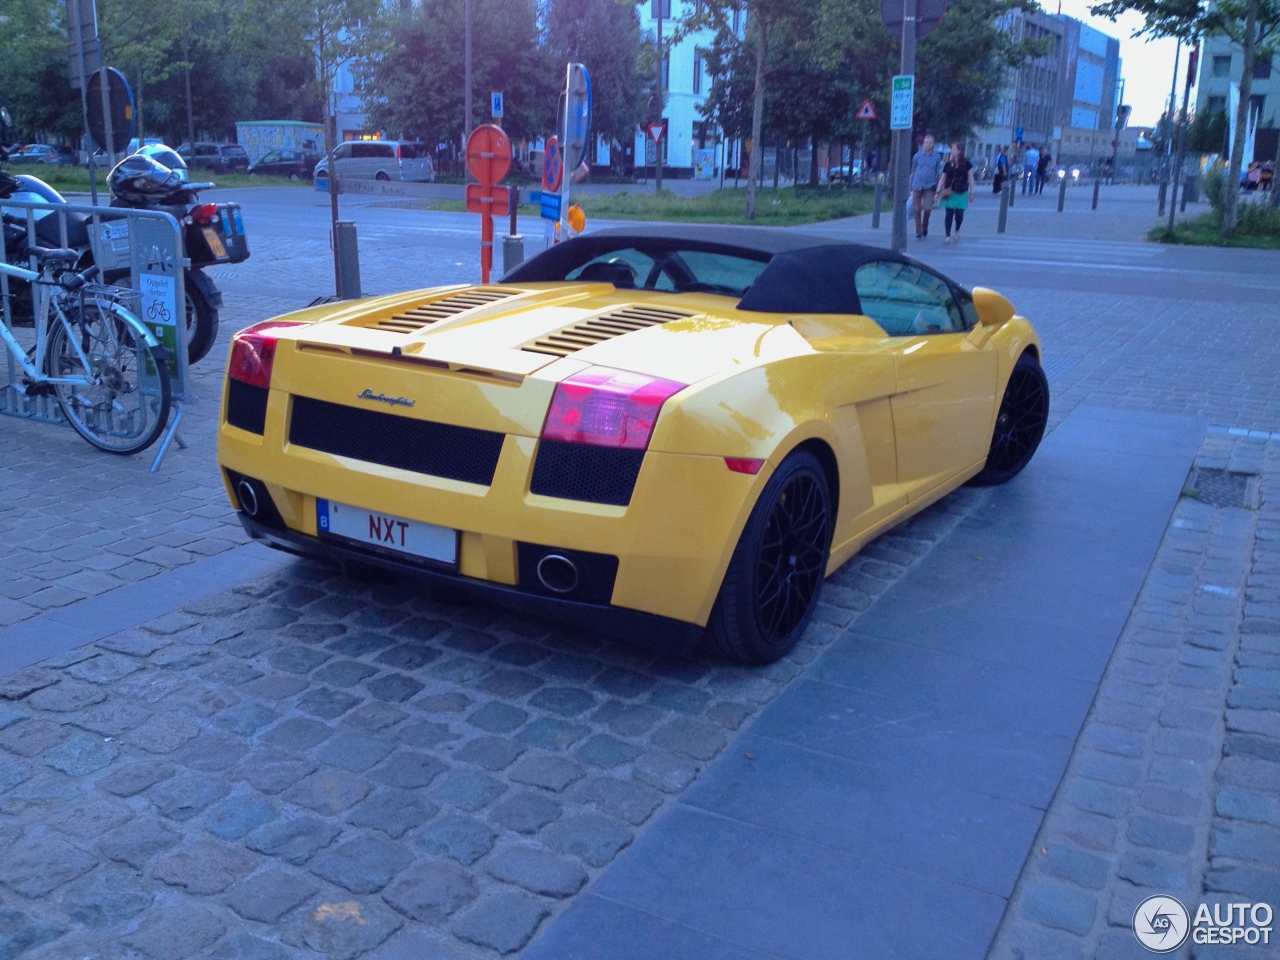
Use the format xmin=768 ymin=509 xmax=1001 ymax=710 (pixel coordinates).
xmin=856 ymin=99 xmax=877 ymax=121
xmin=646 ymin=122 xmax=665 ymax=143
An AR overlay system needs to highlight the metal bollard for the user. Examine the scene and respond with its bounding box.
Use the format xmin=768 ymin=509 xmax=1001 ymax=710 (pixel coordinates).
xmin=1157 ymin=180 xmax=1167 ymax=216
xmin=1057 ymin=175 xmax=1067 ymax=213
xmin=1008 ymin=173 xmax=1015 ymax=208
xmin=335 ymin=220 xmax=362 ymax=300
xmin=1092 ymin=178 xmax=1100 ymax=210
xmin=998 ymin=183 xmax=1009 ymax=233
xmin=872 ymin=179 xmax=883 ymax=229
xmin=502 ymin=235 xmax=525 ymax=274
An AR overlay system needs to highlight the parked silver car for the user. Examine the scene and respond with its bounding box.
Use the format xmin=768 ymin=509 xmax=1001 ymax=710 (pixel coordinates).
xmin=313 ymin=141 xmax=435 ymax=182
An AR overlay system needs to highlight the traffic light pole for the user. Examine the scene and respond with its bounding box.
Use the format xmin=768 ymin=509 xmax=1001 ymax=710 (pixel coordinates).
xmin=890 ymin=0 xmax=917 ymax=253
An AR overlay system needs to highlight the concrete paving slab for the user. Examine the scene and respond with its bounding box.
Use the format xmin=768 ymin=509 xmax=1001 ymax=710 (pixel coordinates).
xmin=526 ymin=402 xmax=1205 ymax=959
xmin=530 ymin=804 xmax=1008 ymax=960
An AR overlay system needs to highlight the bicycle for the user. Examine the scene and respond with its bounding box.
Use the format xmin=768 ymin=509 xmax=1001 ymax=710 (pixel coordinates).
xmin=0 ymin=245 xmax=172 ymax=455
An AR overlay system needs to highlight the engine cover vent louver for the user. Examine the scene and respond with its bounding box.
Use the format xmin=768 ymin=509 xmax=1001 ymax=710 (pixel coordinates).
xmin=523 ymin=304 xmax=696 ymax=358
xmin=354 ymin=287 xmax=519 ymax=335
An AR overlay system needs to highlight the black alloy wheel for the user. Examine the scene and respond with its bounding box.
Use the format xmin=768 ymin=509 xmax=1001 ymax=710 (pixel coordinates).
xmin=969 ymin=351 xmax=1050 ymax=486
xmin=706 ymin=450 xmax=833 ymax=664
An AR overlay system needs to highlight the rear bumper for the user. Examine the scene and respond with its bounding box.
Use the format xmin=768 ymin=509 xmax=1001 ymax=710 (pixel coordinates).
xmin=237 ymin=513 xmax=705 ymax=655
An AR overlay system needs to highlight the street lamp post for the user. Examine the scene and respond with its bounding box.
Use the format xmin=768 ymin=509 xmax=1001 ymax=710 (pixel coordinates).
xmin=655 ymin=2 xmax=664 ymax=192
xmin=464 ymin=0 xmax=473 ymax=144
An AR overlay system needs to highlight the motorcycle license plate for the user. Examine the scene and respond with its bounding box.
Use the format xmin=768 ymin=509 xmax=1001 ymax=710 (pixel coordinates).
xmin=202 ymin=228 xmax=226 ymax=258
xmin=316 ymin=498 xmax=457 ymax=567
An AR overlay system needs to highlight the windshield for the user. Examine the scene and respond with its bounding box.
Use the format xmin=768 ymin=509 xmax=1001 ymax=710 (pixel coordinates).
xmin=557 ymin=245 xmax=768 ymax=297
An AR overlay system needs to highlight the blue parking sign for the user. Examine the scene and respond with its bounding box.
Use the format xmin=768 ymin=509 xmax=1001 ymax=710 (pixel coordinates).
xmin=491 ymin=92 xmax=503 ymax=119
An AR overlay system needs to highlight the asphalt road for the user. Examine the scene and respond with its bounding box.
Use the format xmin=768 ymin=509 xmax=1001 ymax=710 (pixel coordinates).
xmin=207 ymin=185 xmax=1280 ymax=321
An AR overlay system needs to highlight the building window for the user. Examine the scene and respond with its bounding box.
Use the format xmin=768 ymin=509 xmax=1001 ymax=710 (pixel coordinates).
xmin=693 ymin=49 xmax=704 ymax=94
xmin=1212 ymin=54 xmax=1232 ymax=78
xmin=732 ymin=7 xmax=741 ymax=34
xmin=651 ymin=0 xmax=671 ymax=18
xmin=662 ymin=55 xmax=670 ymax=90
xmin=1254 ymin=57 xmax=1273 ymax=79
xmin=1250 ymin=94 xmax=1266 ymax=118
xmin=1206 ymin=95 xmax=1227 ymax=114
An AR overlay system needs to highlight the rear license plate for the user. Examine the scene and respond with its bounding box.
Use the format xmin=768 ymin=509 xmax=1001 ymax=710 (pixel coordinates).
xmin=203 ymin=227 xmax=226 ymax=258
xmin=316 ymin=498 xmax=457 ymax=566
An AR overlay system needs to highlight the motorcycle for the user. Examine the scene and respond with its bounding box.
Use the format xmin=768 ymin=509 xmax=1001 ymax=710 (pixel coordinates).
xmin=1 ymin=144 xmax=247 ymax=365
xmin=103 ymin=146 xmax=251 ymax=365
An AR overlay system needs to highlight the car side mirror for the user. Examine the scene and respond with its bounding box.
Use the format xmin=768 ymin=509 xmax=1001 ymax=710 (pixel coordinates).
xmin=972 ymin=287 xmax=1014 ymax=328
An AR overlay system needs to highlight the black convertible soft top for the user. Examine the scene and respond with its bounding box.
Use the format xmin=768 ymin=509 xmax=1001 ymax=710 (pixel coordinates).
xmin=500 ymin=225 xmax=914 ymax=315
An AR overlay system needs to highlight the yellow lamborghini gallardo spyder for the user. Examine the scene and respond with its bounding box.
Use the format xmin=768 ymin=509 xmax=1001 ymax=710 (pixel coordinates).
xmin=217 ymin=226 xmax=1047 ymax=663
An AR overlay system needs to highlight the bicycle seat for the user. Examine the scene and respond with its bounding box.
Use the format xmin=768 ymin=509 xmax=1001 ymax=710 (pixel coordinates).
xmin=26 ymin=246 xmax=79 ymax=266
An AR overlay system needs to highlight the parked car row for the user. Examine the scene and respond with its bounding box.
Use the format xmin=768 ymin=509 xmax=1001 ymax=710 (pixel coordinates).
xmin=5 ymin=136 xmax=440 ymax=184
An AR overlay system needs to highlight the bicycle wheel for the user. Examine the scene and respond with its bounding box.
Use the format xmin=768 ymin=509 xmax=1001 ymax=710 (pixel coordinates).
xmin=46 ymin=298 xmax=172 ymax=455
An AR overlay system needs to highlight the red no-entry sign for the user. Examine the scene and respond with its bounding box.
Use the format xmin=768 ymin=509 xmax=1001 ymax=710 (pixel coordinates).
xmin=466 ymin=124 xmax=512 ymax=186
xmin=465 ymin=124 xmax=513 ymax=283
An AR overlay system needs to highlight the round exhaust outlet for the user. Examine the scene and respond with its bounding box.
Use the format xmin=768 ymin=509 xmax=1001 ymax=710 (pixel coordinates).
xmin=236 ymin=480 xmax=260 ymax=517
xmin=536 ymin=554 xmax=579 ymax=594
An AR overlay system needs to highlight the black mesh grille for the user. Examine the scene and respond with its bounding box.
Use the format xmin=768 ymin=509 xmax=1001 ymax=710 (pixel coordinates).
xmin=517 ymin=542 xmax=620 ymax=605
xmin=289 ymin=396 xmax=504 ymax=485
xmin=529 ymin=440 xmax=644 ymax=506
xmin=226 ymin=379 xmax=269 ymax=434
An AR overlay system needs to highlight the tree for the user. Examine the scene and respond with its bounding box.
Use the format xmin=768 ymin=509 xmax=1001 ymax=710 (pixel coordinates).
xmin=362 ymin=0 xmax=556 ymax=147
xmin=0 ymin=0 xmax=82 ymax=143
xmin=698 ymin=0 xmax=1044 ymax=205
xmin=544 ymin=0 xmax=647 ymax=167
xmin=1091 ymin=0 xmax=1280 ymax=235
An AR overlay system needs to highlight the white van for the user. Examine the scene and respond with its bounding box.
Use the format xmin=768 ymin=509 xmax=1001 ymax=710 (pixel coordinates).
xmin=313 ymin=141 xmax=435 ymax=182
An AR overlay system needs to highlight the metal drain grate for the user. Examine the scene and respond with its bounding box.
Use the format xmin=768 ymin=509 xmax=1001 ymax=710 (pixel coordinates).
xmin=1183 ymin=468 xmax=1260 ymax=509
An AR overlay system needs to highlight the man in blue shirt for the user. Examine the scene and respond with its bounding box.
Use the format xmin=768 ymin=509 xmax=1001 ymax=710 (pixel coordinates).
xmin=1023 ymin=144 xmax=1040 ymax=194
xmin=909 ymin=135 xmax=945 ymax=239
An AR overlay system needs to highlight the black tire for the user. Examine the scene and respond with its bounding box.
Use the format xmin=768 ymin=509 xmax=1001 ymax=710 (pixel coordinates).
xmin=705 ymin=450 xmax=833 ymax=664
xmin=375 ymin=171 xmax=391 ymax=181
xmin=47 ymin=299 xmax=172 ymax=455
xmin=969 ymin=351 xmax=1050 ymax=486
xmin=184 ymin=273 xmax=219 ymax=365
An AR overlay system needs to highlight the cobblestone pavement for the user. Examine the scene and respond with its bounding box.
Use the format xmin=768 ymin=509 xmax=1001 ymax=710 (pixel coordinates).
xmin=989 ymin=433 xmax=1280 ymax=960
xmin=0 ymin=491 xmax=981 ymax=959
xmin=1 ymin=191 xmax=1279 ymax=957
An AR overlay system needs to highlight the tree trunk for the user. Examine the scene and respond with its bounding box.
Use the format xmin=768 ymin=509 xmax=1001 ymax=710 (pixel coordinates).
xmin=745 ymin=12 xmax=768 ymax=220
xmin=1223 ymin=0 xmax=1258 ymax=236
xmin=810 ymin=137 xmax=819 ymax=185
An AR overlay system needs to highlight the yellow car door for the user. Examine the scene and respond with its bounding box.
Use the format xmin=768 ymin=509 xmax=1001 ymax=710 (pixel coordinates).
xmin=854 ymin=260 xmax=997 ymax=500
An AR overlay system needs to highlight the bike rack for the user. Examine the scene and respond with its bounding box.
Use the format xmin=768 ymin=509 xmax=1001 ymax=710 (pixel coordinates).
xmin=0 ymin=200 xmax=192 ymax=470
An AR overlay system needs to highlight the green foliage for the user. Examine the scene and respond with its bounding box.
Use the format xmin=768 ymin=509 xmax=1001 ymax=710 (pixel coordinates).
xmin=1187 ymin=109 xmax=1228 ymax=154
xmin=698 ymin=0 xmax=1049 ymax=150
xmin=1151 ymin=205 xmax=1280 ymax=247
xmin=1200 ymin=163 xmax=1226 ymax=211
xmin=543 ymin=0 xmax=647 ymax=155
xmin=362 ymin=0 xmax=557 ymax=144
xmin=0 ymin=0 xmax=81 ymax=141
xmin=576 ymin=185 xmax=876 ymax=224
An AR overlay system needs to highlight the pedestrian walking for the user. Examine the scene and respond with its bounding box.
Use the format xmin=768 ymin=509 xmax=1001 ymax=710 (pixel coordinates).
xmin=1023 ymin=144 xmax=1040 ymax=195
xmin=993 ymin=146 xmax=1008 ymax=194
xmin=1036 ymin=151 xmax=1052 ymax=194
xmin=909 ymin=135 xmax=946 ymax=239
xmin=938 ymin=141 xmax=975 ymax=244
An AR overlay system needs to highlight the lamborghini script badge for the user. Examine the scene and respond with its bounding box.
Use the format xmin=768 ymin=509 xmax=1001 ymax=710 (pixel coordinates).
xmin=357 ymin=389 xmax=415 ymax=408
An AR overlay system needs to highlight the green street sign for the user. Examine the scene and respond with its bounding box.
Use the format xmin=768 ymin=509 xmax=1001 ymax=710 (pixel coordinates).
xmin=890 ymin=74 xmax=914 ymax=131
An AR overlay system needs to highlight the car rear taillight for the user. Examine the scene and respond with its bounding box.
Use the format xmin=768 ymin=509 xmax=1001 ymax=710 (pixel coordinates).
xmin=541 ymin=367 xmax=685 ymax=450
xmin=191 ymin=203 xmax=219 ymax=226
xmin=228 ymin=321 xmax=308 ymax=389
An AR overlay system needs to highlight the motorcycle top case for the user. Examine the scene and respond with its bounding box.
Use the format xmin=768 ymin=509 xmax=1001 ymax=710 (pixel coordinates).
xmin=188 ymin=202 xmax=250 ymax=266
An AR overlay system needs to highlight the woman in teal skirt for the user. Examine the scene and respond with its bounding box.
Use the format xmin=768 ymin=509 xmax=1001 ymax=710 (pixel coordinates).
xmin=938 ymin=142 xmax=975 ymax=244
